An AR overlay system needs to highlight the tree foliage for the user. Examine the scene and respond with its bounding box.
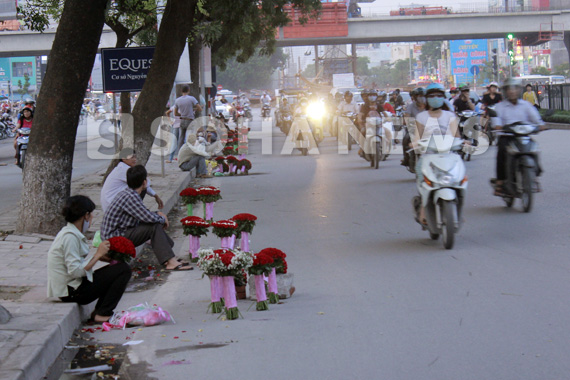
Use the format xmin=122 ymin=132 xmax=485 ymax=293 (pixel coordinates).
xmin=419 ymin=41 xmax=442 ymax=69
xmin=552 ymin=63 xmax=569 ymax=77
xmin=531 ymin=66 xmax=551 ymax=75
xmin=217 ymin=49 xmax=286 ymax=91
xmin=366 ymin=59 xmax=412 ymax=87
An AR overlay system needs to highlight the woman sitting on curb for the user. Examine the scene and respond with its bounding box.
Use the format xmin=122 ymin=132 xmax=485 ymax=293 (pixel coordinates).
xmin=47 ymin=195 xmax=131 ymax=323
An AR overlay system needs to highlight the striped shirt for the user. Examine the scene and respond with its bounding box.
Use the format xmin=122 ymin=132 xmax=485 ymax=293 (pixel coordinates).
xmin=101 ymin=188 xmax=165 ymax=240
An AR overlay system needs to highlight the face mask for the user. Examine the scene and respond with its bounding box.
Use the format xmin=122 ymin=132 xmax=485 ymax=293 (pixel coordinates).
xmin=417 ymin=96 xmax=426 ymax=104
xmin=427 ymin=97 xmax=445 ymax=109
xmin=369 ymin=96 xmax=377 ymax=101
xmin=82 ymin=218 xmax=90 ymax=233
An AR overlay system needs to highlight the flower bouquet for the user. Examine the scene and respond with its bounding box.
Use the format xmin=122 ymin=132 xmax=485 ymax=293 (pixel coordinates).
xmin=197 ymin=186 xmax=222 ymax=221
xmin=225 ymin=155 xmax=238 ymax=175
xmin=212 ymin=248 xmax=254 ymax=319
xmin=238 ymin=159 xmax=252 ymax=175
xmin=179 ymin=187 xmax=200 ymax=216
xmin=231 ymin=213 xmax=257 ymax=252
xmin=223 ymin=146 xmax=234 ymax=156
xmin=248 ymin=252 xmax=274 ymax=311
xmin=214 ymin=157 xmax=226 ymax=173
xmin=197 ymin=248 xmax=226 ymax=313
xmin=181 ymin=216 xmax=210 ymax=262
xmin=107 ymin=236 xmax=136 ymax=263
xmin=211 ymin=219 xmax=238 ymax=249
xmin=258 ymin=248 xmax=287 ymax=303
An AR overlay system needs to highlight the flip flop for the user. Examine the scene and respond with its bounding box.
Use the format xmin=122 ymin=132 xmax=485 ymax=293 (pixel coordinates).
xmin=165 ymin=264 xmax=193 ymax=271
xmin=176 ymin=258 xmax=190 ymax=266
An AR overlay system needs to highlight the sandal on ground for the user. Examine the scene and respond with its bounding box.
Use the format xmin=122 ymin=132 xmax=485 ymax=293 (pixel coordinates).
xmin=176 ymin=258 xmax=190 ymax=266
xmin=165 ymin=264 xmax=193 ymax=271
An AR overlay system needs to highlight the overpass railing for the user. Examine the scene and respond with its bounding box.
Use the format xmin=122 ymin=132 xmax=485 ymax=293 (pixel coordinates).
xmin=355 ymin=3 xmax=560 ymax=18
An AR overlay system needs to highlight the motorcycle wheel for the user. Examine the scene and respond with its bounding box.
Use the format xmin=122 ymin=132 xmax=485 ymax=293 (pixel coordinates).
xmin=348 ymin=135 xmax=353 ymax=151
xmin=521 ymin=167 xmax=535 ymax=213
xmin=18 ymin=149 xmax=25 ymax=170
xmin=465 ymin=152 xmax=471 ymax=162
xmin=374 ymin=140 xmax=381 ymax=169
xmin=7 ymin=129 xmax=15 ymax=138
xmin=408 ymin=152 xmax=416 ymax=174
xmin=504 ymin=196 xmax=514 ymax=208
xmin=441 ymin=201 xmax=456 ymax=250
xmin=300 ymin=148 xmax=308 ymax=156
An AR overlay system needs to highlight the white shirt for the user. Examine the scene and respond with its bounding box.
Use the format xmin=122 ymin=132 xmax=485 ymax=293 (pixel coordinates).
xmin=338 ymin=100 xmax=359 ymax=114
xmin=492 ymin=99 xmax=544 ymax=127
xmin=101 ymin=162 xmax=156 ymax=212
xmin=261 ymin=95 xmax=271 ymax=105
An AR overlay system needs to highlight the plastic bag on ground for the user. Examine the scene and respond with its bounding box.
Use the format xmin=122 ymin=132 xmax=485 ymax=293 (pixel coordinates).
xmin=108 ymin=302 xmax=174 ymax=329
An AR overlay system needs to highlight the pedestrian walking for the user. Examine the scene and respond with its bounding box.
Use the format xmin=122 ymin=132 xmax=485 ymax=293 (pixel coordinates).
xmin=174 ymin=85 xmax=202 ymax=153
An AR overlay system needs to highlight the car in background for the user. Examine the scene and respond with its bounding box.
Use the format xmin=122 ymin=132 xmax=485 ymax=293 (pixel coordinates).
xmin=215 ymin=100 xmax=232 ymax=119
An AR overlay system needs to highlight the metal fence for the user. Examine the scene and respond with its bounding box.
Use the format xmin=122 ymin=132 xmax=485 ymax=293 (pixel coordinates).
xmin=535 ymin=84 xmax=570 ymax=111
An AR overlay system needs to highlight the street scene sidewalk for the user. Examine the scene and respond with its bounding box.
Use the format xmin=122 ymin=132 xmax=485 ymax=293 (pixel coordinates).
xmin=0 ymin=152 xmax=195 ymax=380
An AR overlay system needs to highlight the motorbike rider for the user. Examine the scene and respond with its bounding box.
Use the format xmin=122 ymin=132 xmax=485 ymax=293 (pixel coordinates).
xmin=401 ymin=87 xmax=426 ymax=166
xmin=261 ymin=91 xmax=271 ymax=106
xmin=358 ymin=89 xmax=388 ymax=159
xmin=448 ymin=87 xmax=459 ymax=102
xmin=392 ymin=89 xmax=406 ymax=109
xmin=491 ymin=78 xmax=545 ymax=196
xmin=481 ymin=82 xmax=503 ymax=131
xmin=413 ymin=83 xmax=460 ymax=224
xmin=14 ymin=106 xmax=33 ymax=165
xmin=338 ymin=91 xmax=359 ymax=115
xmin=453 ymin=85 xmax=475 ymax=113
xmin=379 ymin=91 xmax=395 ymax=115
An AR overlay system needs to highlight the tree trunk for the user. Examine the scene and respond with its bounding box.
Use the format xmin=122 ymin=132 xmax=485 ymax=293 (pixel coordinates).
xmin=132 ymin=0 xmax=198 ymax=166
xmin=188 ymin=36 xmax=202 ymax=99
xmin=17 ymin=0 xmax=108 ymax=235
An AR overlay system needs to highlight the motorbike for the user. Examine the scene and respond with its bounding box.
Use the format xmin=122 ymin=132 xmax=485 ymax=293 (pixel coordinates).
xmin=392 ymin=106 xmax=405 ymax=142
xmin=94 ymin=106 xmax=107 ymax=121
xmin=262 ymin=104 xmax=271 ymax=119
xmin=491 ymin=123 xmax=542 ymax=213
xmin=335 ymin=111 xmax=358 ymax=150
xmin=457 ymin=110 xmax=483 ymax=161
xmin=280 ymin=111 xmax=293 ymax=135
xmin=234 ymin=105 xmax=246 ymax=123
xmin=484 ymin=105 xmax=497 ymax=145
xmin=16 ymin=127 xmax=31 ymax=169
xmin=412 ymin=137 xmax=468 ymax=249
xmin=244 ymin=104 xmax=253 ymax=121
xmin=362 ymin=109 xmax=392 ymax=169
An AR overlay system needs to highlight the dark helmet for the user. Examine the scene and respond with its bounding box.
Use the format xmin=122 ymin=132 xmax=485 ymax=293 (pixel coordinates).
xmin=458 ymin=84 xmax=470 ymax=92
xmin=344 ymin=90 xmax=353 ymax=98
xmin=414 ymin=87 xmax=425 ymax=96
xmin=21 ymin=106 xmax=33 ymax=115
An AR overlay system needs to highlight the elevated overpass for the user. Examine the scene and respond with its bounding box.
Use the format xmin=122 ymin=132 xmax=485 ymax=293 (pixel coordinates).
xmin=274 ymin=10 xmax=570 ymax=47
xmin=0 ymin=28 xmax=117 ymax=57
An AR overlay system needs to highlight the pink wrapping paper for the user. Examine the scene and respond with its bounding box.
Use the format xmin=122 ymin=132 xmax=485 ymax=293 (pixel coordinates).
xmin=220 ymin=237 xmax=231 ymax=249
xmin=189 ymin=236 xmax=200 ymax=259
xmin=229 ymin=163 xmax=235 ymax=173
xmin=240 ymin=232 xmax=250 ymax=251
xmin=215 ymin=276 xmax=223 ymax=296
xmin=210 ymin=275 xmax=221 ymax=302
xmin=254 ymin=275 xmax=267 ymax=302
xmin=205 ymin=202 xmax=214 ymax=220
xmin=229 ymin=234 xmax=236 ymax=249
xmin=268 ymin=267 xmax=278 ymax=294
xmin=238 ymin=154 xmax=246 ymax=160
xmin=222 ymin=276 xmax=238 ymax=308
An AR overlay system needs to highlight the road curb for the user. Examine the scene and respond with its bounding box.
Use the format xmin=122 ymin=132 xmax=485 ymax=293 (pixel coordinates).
xmin=545 ymin=122 xmax=570 ymax=130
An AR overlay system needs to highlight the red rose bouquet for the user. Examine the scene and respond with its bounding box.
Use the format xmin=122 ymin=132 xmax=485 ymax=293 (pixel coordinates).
xmin=107 ymin=236 xmax=136 ymax=263
xmin=259 ymin=248 xmax=287 ymax=303
xmin=231 ymin=213 xmax=257 ymax=252
xmin=223 ymin=146 xmax=234 ymax=156
xmin=181 ymin=216 xmax=210 ymax=261
xmin=197 ymin=186 xmax=222 ymax=221
xmin=238 ymin=159 xmax=252 ymax=175
xmin=214 ymin=157 xmax=226 ymax=173
xmin=211 ymin=219 xmax=238 ymax=249
xmin=225 ymin=155 xmax=238 ymax=174
xmin=179 ymin=187 xmax=200 ymax=216
xmin=248 ymin=252 xmax=274 ymax=311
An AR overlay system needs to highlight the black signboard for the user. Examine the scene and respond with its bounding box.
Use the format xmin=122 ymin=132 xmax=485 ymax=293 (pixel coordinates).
xmin=101 ymin=47 xmax=155 ymax=92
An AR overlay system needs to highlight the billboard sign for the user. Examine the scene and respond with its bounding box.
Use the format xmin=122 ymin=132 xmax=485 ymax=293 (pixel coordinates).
xmin=101 ymin=47 xmax=155 ymax=92
xmin=450 ymin=39 xmax=488 ymax=85
xmin=0 ymin=58 xmax=10 ymax=82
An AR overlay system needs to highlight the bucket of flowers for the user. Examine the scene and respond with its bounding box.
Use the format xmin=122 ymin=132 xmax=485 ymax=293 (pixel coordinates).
xmin=107 ymin=236 xmax=137 ymax=264
xmin=179 ymin=187 xmax=200 ymax=216
xmin=225 ymin=155 xmax=238 ymax=175
xmin=258 ymin=248 xmax=287 ymax=303
xmin=211 ymin=219 xmax=238 ymax=249
xmin=214 ymin=157 xmax=226 ymax=173
xmin=248 ymin=252 xmax=274 ymax=311
xmin=231 ymin=213 xmax=257 ymax=252
xmin=238 ymin=159 xmax=252 ymax=175
xmin=181 ymin=216 xmax=210 ymax=262
xmin=223 ymin=146 xmax=234 ymax=156
xmin=197 ymin=186 xmax=222 ymax=221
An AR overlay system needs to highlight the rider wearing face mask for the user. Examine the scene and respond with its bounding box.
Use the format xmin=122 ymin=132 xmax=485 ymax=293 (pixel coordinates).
xmin=413 ymin=83 xmax=461 ymax=224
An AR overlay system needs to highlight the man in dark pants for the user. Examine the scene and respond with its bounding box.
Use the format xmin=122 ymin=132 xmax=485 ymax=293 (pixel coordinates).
xmin=101 ymin=165 xmax=192 ymax=271
xmin=175 ymin=85 xmax=202 ymax=153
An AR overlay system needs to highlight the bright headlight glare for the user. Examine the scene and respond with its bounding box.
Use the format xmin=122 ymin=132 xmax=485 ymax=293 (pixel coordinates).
xmin=307 ymin=102 xmax=325 ymax=120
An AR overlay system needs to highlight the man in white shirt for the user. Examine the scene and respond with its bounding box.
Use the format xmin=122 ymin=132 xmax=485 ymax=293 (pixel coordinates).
xmin=101 ymin=151 xmax=163 ymax=212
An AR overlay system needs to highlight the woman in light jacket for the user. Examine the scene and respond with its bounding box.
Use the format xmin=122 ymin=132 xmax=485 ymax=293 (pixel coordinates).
xmin=47 ymin=195 xmax=131 ymax=323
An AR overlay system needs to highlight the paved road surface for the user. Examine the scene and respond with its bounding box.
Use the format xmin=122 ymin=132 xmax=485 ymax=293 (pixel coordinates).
xmin=74 ymin=108 xmax=570 ymax=380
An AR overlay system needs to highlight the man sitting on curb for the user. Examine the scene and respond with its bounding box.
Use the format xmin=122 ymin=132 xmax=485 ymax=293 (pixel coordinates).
xmin=101 ymin=150 xmax=163 ymax=213
xmin=101 ymin=165 xmax=192 ymax=271
xmin=178 ymin=134 xmax=212 ymax=178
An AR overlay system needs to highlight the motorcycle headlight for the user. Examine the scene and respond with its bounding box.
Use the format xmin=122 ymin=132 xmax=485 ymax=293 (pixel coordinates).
xmin=430 ymin=163 xmax=457 ymax=186
xmin=307 ymin=102 xmax=325 ymax=120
